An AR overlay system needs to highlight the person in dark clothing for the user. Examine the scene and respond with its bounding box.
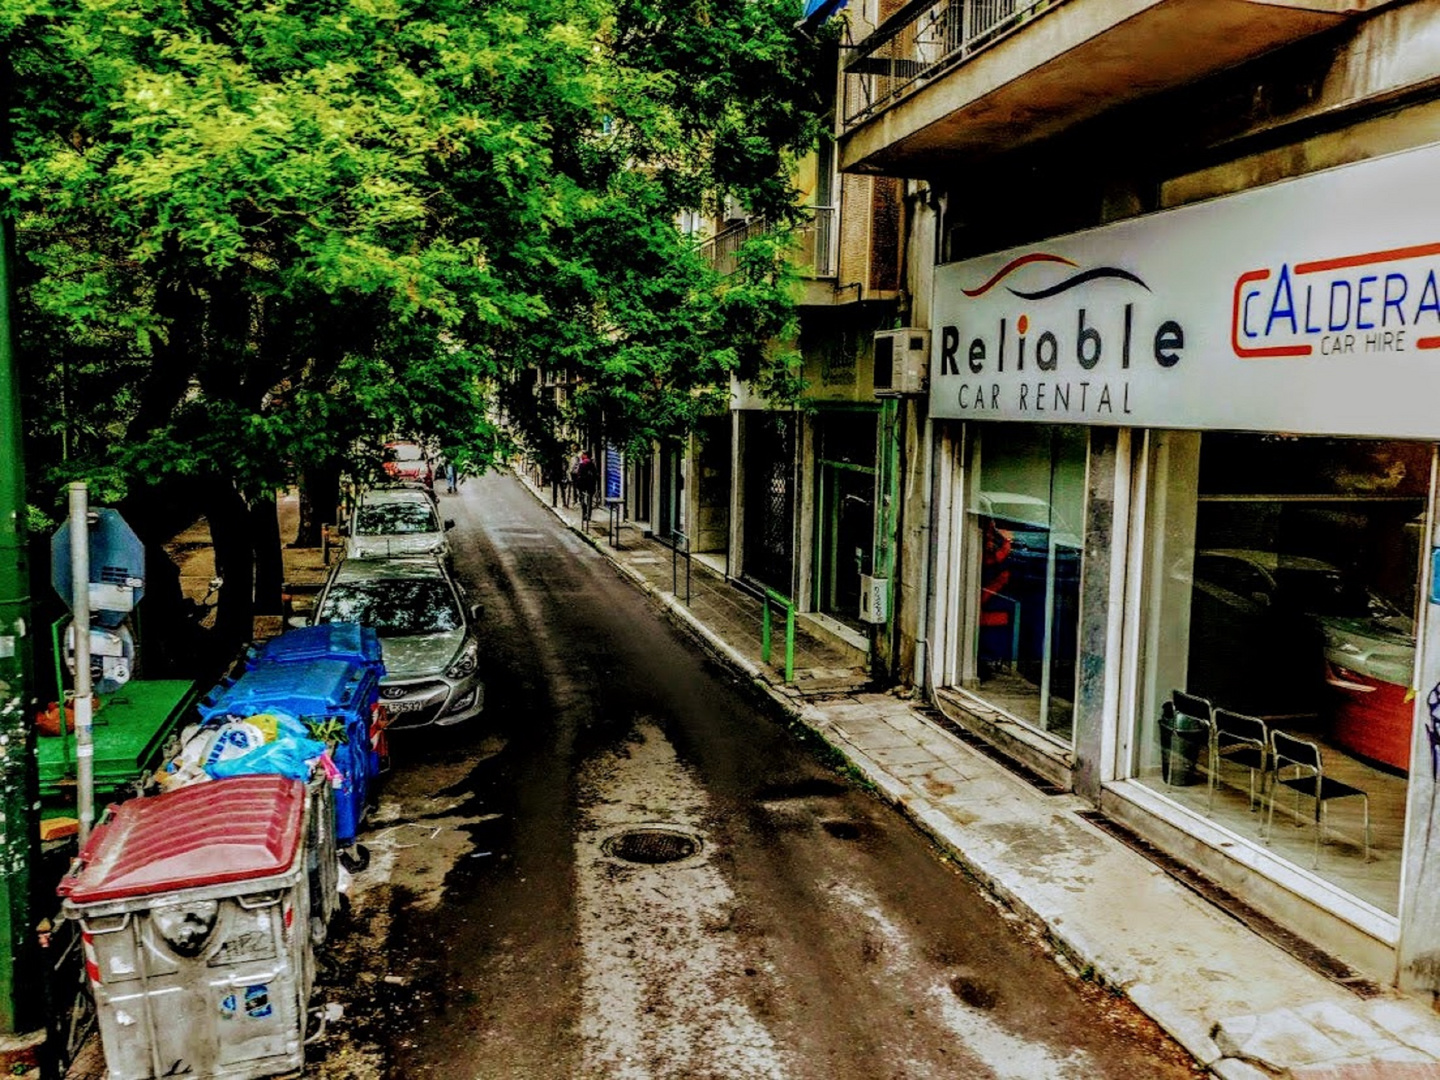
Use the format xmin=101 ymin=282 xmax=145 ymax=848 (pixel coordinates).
xmin=571 ymin=450 xmax=599 ymax=527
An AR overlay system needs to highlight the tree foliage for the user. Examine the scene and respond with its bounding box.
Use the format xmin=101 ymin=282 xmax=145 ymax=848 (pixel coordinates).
xmin=1 ymin=0 xmax=831 ymax=645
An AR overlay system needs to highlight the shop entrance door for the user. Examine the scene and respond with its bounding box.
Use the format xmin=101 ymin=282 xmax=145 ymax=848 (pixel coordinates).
xmin=817 ymin=465 xmax=874 ymax=623
xmin=743 ymin=413 xmax=795 ymax=595
xmin=657 ymin=445 xmax=684 ymax=540
xmin=631 ymin=452 xmax=654 ymax=527
xmin=814 ymin=412 xmax=878 ymax=626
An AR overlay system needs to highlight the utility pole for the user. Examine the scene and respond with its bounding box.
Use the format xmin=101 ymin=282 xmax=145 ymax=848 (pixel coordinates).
xmin=0 ymin=166 xmax=39 ymax=1035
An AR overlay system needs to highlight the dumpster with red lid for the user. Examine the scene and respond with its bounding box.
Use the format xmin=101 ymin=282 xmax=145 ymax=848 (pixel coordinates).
xmin=59 ymin=776 xmax=328 ymax=1080
xmin=61 ymin=775 xmax=305 ymax=905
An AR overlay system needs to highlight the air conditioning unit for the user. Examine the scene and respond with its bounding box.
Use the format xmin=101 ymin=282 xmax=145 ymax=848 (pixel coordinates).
xmin=859 ymin=574 xmax=889 ymax=624
xmin=873 ymin=329 xmax=930 ymax=396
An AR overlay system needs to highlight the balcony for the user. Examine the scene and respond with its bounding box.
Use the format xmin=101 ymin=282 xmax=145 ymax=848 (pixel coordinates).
xmin=839 ymin=0 xmax=1368 ymax=176
xmin=797 ymin=206 xmax=838 ymax=279
xmin=697 ymin=207 xmax=838 ymax=278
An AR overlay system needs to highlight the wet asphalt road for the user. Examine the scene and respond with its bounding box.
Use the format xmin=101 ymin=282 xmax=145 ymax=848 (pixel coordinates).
xmin=316 ymin=471 xmax=1204 ymax=1080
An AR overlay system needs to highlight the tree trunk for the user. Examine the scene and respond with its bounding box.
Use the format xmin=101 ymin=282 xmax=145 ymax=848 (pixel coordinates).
xmin=294 ymin=465 xmax=340 ymax=547
xmin=207 ymin=479 xmax=255 ymax=651
xmin=125 ymin=263 xmax=204 ymax=445
xmin=251 ymin=491 xmax=283 ymax=615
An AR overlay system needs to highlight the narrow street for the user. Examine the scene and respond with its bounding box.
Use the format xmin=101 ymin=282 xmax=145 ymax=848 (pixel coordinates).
xmin=303 ymin=470 xmax=1203 ymax=1080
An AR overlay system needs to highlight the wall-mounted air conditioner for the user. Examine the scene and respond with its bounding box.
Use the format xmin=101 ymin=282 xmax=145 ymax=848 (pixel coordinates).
xmin=873 ymin=329 xmax=930 ymax=396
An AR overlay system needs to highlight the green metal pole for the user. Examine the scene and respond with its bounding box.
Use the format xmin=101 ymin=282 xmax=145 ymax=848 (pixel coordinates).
xmin=784 ymin=602 xmax=795 ymax=684
xmin=0 ymin=179 xmax=39 ymax=1034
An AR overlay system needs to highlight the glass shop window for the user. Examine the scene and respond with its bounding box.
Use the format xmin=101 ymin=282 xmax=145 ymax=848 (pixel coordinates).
xmin=1134 ymin=431 xmax=1431 ymax=915
xmin=962 ymin=423 xmax=1088 ymax=742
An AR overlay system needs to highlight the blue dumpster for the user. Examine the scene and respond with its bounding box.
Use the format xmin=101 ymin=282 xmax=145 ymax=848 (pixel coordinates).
xmin=197 ymin=658 xmax=381 ymax=846
xmin=246 ymin=623 xmax=383 ymax=675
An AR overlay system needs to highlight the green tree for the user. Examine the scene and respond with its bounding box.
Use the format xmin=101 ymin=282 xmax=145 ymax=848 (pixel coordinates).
xmin=0 ymin=0 xmax=832 ymax=654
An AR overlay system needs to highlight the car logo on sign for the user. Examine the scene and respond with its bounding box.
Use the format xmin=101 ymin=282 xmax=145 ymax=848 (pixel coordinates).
xmin=381 ymin=686 xmax=409 ymax=700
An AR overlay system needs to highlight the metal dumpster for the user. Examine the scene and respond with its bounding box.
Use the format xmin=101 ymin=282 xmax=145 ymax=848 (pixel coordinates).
xmin=245 ymin=623 xmax=383 ymax=676
xmin=57 ymin=775 xmax=326 ymax=1080
xmin=196 ymin=659 xmax=381 ymax=847
xmin=36 ymin=679 xmax=201 ymax=803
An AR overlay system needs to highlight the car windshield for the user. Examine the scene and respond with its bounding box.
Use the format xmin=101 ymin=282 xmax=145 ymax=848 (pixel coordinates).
xmin=357 ymin=502 xmax=437 ymax=536
xmin=318 ymin=579 xmax=460 ymax=635
xmin=388 ymin=445 xmax=425 ymax=462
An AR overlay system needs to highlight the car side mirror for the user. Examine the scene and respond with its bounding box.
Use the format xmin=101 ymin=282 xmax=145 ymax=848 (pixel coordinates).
xmin=445 ymin=519 xmax=456 ymax=531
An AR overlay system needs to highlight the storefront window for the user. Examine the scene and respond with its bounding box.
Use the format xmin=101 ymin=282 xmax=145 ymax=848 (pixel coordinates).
xmin=1135 ymin=432 xmax=1430 ymax=915
xmin=963 ymin=423 xmax=1087 ymax=741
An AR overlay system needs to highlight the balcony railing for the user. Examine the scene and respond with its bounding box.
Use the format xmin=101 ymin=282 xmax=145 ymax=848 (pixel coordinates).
xmin=697 ymin=206 xmax=837 ymax=278
xmin=698 ymin=217 xmax=769 ymax=277
xmin=797 ymin=206 xmax=837 ymax=279
xmin=842 ymin=0 xmax=1054 ymax=129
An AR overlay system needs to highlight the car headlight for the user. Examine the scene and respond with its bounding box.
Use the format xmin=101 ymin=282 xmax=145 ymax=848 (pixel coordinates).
xmin=446 ymin=638 xmax=479 ymax=679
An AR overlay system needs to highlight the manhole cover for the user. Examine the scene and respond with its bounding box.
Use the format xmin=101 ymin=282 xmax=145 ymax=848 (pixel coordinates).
xmin=602 ymin=828 xmax=701 ymax=865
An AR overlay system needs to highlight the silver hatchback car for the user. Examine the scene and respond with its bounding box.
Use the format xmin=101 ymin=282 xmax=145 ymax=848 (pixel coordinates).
xmin=312 ymin=556 xmax=484 ymax=728
xmin=345 ymin=488 xmax=453 ymax=560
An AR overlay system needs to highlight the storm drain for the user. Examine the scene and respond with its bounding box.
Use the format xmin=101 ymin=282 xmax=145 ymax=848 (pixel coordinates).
xmin=602 ymin=827 xmax=701 ymax=865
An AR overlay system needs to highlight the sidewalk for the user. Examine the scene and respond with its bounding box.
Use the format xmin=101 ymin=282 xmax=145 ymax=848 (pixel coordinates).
xmin=517 ymin=470 xmax=1440 ymax=1080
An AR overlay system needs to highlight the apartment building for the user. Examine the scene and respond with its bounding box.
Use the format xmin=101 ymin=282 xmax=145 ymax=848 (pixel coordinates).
xmin=837 ymin=0 xmax=1440 ymax=989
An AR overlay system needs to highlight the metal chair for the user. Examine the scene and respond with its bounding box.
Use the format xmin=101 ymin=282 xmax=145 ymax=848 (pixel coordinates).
xmin=1161 ymin=690 xmax=1213 ymax=791
xmin=1172 ymin=690 xmax=1214 ymax=727
xmin=1209 ymin=708 xmax=1268 ymax=813
xmin=1266 ymin=730 xmax=1370 ymax=867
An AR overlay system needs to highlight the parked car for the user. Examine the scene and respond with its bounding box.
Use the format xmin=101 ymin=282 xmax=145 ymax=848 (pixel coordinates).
xmin=344 ymin=488 xmax=452 ymax=560
xmin=1187 ymin=548 xmax=1416 ymax=767
xmin=383 ymin=441 xmax=434 ymax=489
xmin=311 ymin=557 xmax=483 ymax=728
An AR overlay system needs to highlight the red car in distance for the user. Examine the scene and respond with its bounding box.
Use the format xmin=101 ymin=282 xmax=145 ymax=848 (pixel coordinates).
xmin=383 ymin=441 xmax=434 ymax=489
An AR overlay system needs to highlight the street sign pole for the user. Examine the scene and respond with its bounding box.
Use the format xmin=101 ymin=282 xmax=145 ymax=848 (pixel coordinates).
xmin=69 ymin=484 xmax=93 ymax=847
xmin=0 ymin=169 xmax=39 ymax=1035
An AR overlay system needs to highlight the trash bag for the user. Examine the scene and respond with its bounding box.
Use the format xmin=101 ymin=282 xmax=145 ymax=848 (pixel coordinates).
xmin=206 ymin=734 xmax=327 ymax=782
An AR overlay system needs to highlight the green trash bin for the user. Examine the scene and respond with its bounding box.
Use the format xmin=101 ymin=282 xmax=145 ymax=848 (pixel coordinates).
xmin=1159 ymin=701 xmax=1207 ymax=786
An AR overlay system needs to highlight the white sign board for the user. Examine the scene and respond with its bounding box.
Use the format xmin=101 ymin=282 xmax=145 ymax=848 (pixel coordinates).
xmin=930 ymin=142 xmax=1440 ymax=438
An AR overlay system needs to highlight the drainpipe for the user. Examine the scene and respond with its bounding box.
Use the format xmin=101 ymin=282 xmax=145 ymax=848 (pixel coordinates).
xmin=0 ymin=176 xmax=39 ymax=1035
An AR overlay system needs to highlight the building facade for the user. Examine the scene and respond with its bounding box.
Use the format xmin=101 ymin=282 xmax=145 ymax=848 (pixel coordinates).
xmin=838 ymin=0 xmax=1440 ymax=989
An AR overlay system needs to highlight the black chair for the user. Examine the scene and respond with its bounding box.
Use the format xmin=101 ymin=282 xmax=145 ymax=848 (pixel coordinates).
xmin=1209 ymin=708 xmax=1268 ymax=813
xmin=1266 ymin=730 xmax=1370 ymax=867
xmin=1172 ymin=690 xmax=1213 ymax=727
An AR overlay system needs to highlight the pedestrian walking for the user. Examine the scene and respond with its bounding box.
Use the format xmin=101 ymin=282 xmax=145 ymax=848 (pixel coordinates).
xmin=549 ymin=446 xmax=572 ymax=508
xmin=571 ymin=450 xmax=599 ymax=527
xmin=443 ymin=458 xmax=459 ymax=494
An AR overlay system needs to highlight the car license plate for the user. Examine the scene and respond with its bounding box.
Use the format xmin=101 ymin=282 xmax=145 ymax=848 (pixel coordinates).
xmin=387 ymin=700 xmax=426 ymax=714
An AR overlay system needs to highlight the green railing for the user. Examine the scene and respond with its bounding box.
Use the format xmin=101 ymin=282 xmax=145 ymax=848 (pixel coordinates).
xmin=760 ymin=586 xmax=795 ymax=683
